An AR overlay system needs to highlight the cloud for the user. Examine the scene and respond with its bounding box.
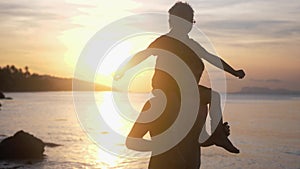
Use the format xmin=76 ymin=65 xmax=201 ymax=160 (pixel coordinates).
xmin=0 ymin=0 xmax=94 ymax=77
xmin=130 ymin=0 xmax=300 ymax=47
xmin=0 ymin=0 xmax=143 ymax=78
xmin=195 ymin=0 xmax=300 ymax=45
xmin=0 ymin=0 xmax=299 ymax=91
xmin=265 ymin=79 xmax=283 ymax=83
xmin=0 ymin=1 xmax=87 ymax=31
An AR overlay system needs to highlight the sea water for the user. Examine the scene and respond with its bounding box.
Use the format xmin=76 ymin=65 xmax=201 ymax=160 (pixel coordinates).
xmin=0 ymin=92 xmax=299 ymax=169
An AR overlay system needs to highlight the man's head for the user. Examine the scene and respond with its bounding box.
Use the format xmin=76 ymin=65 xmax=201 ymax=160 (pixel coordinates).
xmin=168 ymin=1 xmax=194 ymax=33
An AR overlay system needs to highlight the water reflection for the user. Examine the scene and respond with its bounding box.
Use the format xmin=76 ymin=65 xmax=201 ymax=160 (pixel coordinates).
xmin=86 ymin=92 xmax=151 ymax=168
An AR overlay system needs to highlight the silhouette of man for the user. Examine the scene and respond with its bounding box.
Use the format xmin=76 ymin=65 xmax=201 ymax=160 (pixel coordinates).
xmin=115 ymin=1 xmax=245 ymax=168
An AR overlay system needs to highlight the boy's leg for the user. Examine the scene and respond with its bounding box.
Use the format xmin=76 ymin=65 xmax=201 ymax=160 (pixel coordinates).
xmin=198 ymin=85 xmax=239 ymax=153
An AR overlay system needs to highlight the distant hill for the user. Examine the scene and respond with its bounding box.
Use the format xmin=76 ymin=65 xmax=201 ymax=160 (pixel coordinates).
xmin=235 ymin=87 xmax=300 ymax=95
xmin=0 ymin=65 xmax=111 ymax=92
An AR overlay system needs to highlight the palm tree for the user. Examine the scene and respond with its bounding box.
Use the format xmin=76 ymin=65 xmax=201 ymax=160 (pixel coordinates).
xmin=25 ymin=66 xmax=30 ymax=78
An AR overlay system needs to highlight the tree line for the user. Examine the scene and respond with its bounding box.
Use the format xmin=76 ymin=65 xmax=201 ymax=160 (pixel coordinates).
xmin=0 ymin=65 xmax=73 ymax=91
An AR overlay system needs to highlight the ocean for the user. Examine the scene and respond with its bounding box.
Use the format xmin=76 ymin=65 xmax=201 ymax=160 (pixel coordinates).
xmin=0 ymin=92 xmax=299 ymax=169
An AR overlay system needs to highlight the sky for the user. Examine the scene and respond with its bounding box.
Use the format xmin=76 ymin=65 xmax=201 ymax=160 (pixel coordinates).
xmin=0 ymin=0 xmax=299 ymax=92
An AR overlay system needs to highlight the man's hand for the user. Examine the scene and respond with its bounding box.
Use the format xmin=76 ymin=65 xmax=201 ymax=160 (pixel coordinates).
xmin=223 ymin=122 xmax=230 ymax=136
xmin=235 ymin=69 xmax=245 ymax=79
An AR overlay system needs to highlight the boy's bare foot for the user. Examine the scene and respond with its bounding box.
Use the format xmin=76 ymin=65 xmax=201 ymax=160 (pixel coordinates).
xmin=213 ymin=122 xmax=239 ymax=154
xmin=200 ymin=122 xmax=240 ymax=154
xmin=214 ymin=135 xmax=240 ymax=153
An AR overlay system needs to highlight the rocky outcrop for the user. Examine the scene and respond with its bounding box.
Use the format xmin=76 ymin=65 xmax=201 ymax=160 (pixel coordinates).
xmin=0 ymin=92 xmax=12 ymax=100
xmin=0 ymin=130 xmax=45 ymax=159
xmin=0 ymin=92 xmax=4 ymax=99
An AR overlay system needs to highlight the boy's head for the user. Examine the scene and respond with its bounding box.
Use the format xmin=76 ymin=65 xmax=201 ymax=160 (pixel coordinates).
xmin=168 ymin=1 xmax=195 ymax=32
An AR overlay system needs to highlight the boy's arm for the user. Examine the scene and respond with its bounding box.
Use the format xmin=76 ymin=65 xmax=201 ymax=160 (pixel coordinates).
xmin=191 ymin=41 xmax=245 ymax=79
xmin=114 ymin=49 xmax=153 ymax=80
xmin=205 ymin=52 xmax=245 ymax=79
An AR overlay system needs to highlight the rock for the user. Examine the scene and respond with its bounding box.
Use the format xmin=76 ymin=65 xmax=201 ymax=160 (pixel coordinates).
xmin=0 ymin=92 xmax=12 ymax=100
xmin=0 ymin=130 xmax=45 ymax=159
xmin=0 ymin=92 xmax=4 ymax=99
xmin=44 ymin=142 xmax=61 ymax=147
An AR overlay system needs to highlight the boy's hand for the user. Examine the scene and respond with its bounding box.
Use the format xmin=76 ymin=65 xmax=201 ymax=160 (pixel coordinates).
xmin=235 ymin=69 xmax=245 ymax=79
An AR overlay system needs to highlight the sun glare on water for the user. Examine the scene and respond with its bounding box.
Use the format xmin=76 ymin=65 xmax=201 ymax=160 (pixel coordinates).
xmin=91 ymin=91 xmax=151 ymax=167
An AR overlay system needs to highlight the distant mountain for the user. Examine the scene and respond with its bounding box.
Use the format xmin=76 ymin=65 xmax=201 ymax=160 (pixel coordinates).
xmin=235 ymin=87 xmax=300 ymax=95
xmin=0 ymin=65 xmax=111 ymax=92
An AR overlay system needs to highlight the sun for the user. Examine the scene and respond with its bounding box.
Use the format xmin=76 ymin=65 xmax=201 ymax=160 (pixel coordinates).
xmin=59 ymin=0 xmax=141 ymax=79
xmin=94 ymin=34 xmax=158 ymax=91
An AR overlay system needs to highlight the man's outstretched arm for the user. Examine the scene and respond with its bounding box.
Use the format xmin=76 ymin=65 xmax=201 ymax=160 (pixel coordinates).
xmin=126 ymin=121 xmax=153 ymax=152
xmin=126 ymin=101 xmax=154 ymax=152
